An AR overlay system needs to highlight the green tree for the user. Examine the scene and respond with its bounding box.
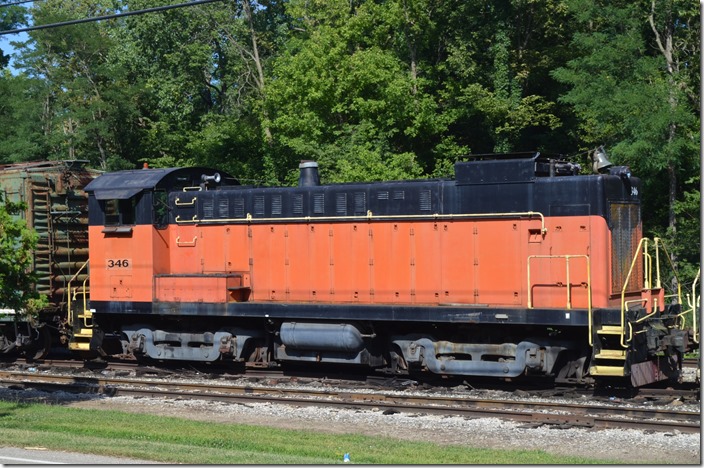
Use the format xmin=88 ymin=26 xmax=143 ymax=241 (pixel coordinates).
xmin=0 ymin=194 xmax=38 ymax=314
xmin=14 ymin=0 xmax=141 ymax=169
xmin=552 ymin=0 xmax=700 ymax=276
xmin=433 ymin=0 xmax=572 ymax=156
xmin=0 ymin=0 xmax=28 ymax=68
xmin=116 ymin=0 xmax=287 ymax=178
xmin=266 ymin=0 xmax=576 ymax=183
xmin=0 ymin=71 xmax=48 ymax=163
xmin=267 ymin=0 xmax=451 ymax=182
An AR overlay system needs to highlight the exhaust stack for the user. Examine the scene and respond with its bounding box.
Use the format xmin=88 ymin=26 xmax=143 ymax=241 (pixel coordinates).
xmin=298 ymin=160 xmax=320 ymax=187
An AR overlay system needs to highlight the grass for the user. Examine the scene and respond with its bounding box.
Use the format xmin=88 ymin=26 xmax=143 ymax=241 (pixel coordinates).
xmin=0 ymin=400 xmax=626 ymax=464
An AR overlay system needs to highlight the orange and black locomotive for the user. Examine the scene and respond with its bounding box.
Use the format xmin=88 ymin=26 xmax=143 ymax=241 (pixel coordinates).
xmin=64 ymin=151 xmax=699 ymax=386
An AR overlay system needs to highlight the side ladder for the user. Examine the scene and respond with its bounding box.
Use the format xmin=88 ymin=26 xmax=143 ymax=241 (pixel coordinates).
xmin=590 ymin=325 xmax=629 ymax=377
xmin=67 ymin=260 xmax=93 ymax=351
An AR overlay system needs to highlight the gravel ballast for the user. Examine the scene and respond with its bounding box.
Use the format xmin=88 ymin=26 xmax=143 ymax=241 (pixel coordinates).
xmin=0 ymin=385 xmax=699 ymax=464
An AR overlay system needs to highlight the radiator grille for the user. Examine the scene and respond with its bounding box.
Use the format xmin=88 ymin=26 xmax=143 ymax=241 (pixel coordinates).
xmin=271 ymin=195 xmax=282 ymax=215
xmin=293 ymin=194 xmax=303 ymax=215
xmin=203 ymin=199 xmax=214 ymax=219
xmin=336 ymin=193 xmax=347 ymax=215
xmin=254 ymin=195 xmax=265 ymax=215
xmin=610 ymin=203 xmax=641 ymax=294
xmin=313 ymin=193 xmax=325 ymax=214
xmin=234 ymin=198 xmax=245 ymax=217
xmin=354 ymin=192 xmax=366 ymax=215
xmin=218 ymin=198 xmax=229 ymax=218
xmin=419 ymin=190 xmax=432 ymax=211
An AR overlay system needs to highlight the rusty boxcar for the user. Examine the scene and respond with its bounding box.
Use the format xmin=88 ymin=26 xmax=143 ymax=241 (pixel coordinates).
xmin=0 ymin=160 xmax=100 ymax=358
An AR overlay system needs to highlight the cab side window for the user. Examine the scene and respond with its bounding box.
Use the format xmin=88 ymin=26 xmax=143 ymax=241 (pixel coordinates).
xmin=103 ymin=198 xmax=136 ymax=225
xmin=153 ymin=190 xmax=169 ymax=228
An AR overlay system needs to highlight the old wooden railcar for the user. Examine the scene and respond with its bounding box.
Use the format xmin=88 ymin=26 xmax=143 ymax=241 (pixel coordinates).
xmin=0 ymin=160 xmax=100 ymax=358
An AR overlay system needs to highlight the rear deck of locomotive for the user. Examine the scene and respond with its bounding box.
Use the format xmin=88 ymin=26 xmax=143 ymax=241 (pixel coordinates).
xmin=79 ymin=153 xmax=698 ymax=386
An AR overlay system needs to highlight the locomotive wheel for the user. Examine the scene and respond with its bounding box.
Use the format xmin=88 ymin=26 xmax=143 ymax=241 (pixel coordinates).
xmin=25 ymin=326 xmax=51 ymax=361
xmin=0 ymin=333 xmax=18 ymax=355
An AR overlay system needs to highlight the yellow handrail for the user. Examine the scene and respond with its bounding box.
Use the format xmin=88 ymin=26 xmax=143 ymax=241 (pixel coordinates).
xmin=619 ymin=237 xmax=684 ymax=348
xmin=175 ymin=210 xmax=549 ymax=235
xmin=81 ymin=273 xmax=90 ymax=327
xmin=174 ymin=196 xmax=197 ymax=206
xmin=685 ymin=268 xmax=700 ymax=344
xmin=619 ymin=237 xmax=648 ymax=348
xmin=175 ymin=236 xmax=198 ymax=246
xmin=66 ymin=260 xmax=89 ymax=328
xmin=643 ymin=238 xmax=651 ymax=289
xmin=654 ymin=238 xmax=661 ymax=288
xmin=652 ymin=238 xmax=683 ymax=318
xmin=526 ymin=254 xmax=592 ymax=343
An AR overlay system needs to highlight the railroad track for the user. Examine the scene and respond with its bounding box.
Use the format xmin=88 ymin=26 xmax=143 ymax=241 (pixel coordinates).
xmin=0 ymin=369 xmax=698 ymax=435
xmin=7 ymin=354 xmax=701 ymax=382
xmin=683 ymin=357 xmax=700 ymax=368
xmin=3 ymin=357 xmax=699 ymax=402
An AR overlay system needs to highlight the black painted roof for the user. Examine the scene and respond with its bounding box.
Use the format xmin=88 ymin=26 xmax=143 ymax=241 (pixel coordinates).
xmin=85 ymin=167 xmax=233 ymax=199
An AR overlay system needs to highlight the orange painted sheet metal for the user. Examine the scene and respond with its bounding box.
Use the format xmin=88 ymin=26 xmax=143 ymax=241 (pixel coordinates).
xmin=590 ymin=219 xmax=616 ymax=307
xmin=325 ymin=224 xmax=370 ymax=303
xmin=155 ymin=274 xmax=249 ymax=303
xmin=373 ymin=223 xmax=415 ymax=303
xmin=160 ymin=214 xmax=614 ymax=309
xmin=169 ymin=224 xmax=202 ymax=274
xmin=94 ymin=214 xmax=617 ymax=309
xmin=152 ymin=228 xmax=171 ymax=275
xmin=282 ymin=224 xmax=324 ymax=302
xmin=88 ymin=225 xmax=156 ymax=303
xmin=527 ymin=255 xmax=591 ymax=309
xmin=473 ymin=221 xmax=523 ymax=306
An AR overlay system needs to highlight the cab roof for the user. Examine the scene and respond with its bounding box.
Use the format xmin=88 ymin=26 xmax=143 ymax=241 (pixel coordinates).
xmin=84 ymin=167 xmax=234 ymax=200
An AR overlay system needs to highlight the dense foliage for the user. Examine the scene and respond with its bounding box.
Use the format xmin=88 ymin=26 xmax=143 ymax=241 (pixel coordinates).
xmin=0 ymin=194 xmax=39 ymax=312
xmin=0 ymin=0 xmax=699 ymax=281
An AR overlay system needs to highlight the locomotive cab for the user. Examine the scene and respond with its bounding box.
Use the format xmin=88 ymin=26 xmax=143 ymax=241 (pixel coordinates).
xmin=83 ymin=167 xmax=238 ymax=356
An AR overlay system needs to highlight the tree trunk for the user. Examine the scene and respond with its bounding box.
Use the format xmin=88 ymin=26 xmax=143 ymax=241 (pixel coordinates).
xmin=649 ymin=0 xmax=679 ymax=253
xmin=401 ymin=0 xmax=418 ymax=96
xmin=242 ymin=0 xmax=273 ymax=143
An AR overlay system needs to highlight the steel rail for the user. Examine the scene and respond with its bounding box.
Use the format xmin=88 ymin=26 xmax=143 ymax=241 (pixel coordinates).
xmin=0 ymin=371 xmax=698 ymax=434
xmin=683 ymin=357 xmax=700 ymax=368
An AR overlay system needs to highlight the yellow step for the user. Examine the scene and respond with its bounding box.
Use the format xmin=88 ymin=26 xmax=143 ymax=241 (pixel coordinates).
xmin=68 ymin=342 xmax=90 ymax=351
xmin=73 ymin=328 xmax=93 ymax=338
xmin=597 ymin=325 xmax=624 ymax=335
xmin=590 ymin=365 xmax=625 ymax=377
xmin=594 ymin=349 xmax=627 ymax=359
